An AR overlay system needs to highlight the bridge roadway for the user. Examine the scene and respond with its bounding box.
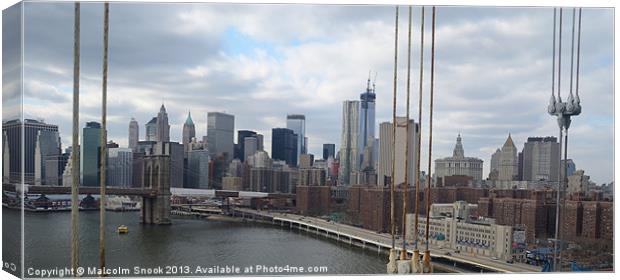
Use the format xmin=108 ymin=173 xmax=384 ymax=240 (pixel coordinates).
xmin=232 ymin=208 xmax=540 ymax=273
xmin=3 ymin=184 xmax=155 ymax=197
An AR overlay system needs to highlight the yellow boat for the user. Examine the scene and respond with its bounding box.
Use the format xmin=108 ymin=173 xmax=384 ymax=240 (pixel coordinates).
xmin=117 ymin=225 xmax=128 ymax=234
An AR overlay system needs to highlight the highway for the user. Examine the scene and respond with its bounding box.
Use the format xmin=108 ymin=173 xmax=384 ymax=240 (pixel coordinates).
xmin=234 ymin=208 xmax=540 ymax=273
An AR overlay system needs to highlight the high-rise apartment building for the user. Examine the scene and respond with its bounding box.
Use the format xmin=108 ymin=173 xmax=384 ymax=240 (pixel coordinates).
xmin=377 ymin=117 xmax=418 ymax=187
xmin=338 ymin=100 xmax=360 ymax=186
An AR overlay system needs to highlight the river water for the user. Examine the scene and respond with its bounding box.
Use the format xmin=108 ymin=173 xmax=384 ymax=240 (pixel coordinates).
xmin=3 ymin=209 xmax=389 ymax=277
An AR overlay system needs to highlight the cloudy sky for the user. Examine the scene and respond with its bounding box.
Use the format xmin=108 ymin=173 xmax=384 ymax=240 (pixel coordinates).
xmin=2 ymin=2 xmax=614 ymax=184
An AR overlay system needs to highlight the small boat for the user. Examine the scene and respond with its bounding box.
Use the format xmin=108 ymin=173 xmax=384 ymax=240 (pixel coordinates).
xmin=117 ymin=225 xmax=128 ymax=234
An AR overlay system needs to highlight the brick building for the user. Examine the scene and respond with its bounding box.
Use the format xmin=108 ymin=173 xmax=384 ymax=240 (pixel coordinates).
xmin=296 ymin=185 xmax=331 ymax=216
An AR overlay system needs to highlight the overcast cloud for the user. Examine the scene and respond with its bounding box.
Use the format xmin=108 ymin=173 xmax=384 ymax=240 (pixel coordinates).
xmin=3 ymin=2 xmax=613 ymax=183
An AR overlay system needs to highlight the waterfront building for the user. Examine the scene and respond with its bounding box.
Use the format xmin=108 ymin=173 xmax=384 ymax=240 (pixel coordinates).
xmin=271 ymin=128 xmax=297 ymax=167
xmin=359 ymin=78 xmax=376 ymax=172
xmin=338 ymin=100 xmax=360 ymax=186
xmin=156 ymin=104 xmax=170 ymax=142
xmin=435 ymin=134 xmax=483 ymax=183
xmin=222 ymin=176 xmax=242 ymax=191
xmin=405 ymin=212 xmax=515 ymax=261
xmin=128 ymin=118 xmax=139 ymax=151
xmin=207 ymin=112 xmax=235 ymax=161
xmin=286 ymin=114 xmax=306 ymax=164
xmin=377 ymin=117 xmax=418 ymax=187
xmin=107 ymin=147 xmax=133 ymax=187
xmin=145 ymin=117 xmax=157 ymax=141
xmin=521 ymin=137 xmax=560 ymax=182
xmin=182 ymin=111 xmax=195 ymax=153
xmin=81 ymin=121 xmax=101 ymax=186
xmin=296 ymin=186 xmax=331 ymax=216
xmin=322 ymin=143 xmax=335 ymax=160
xmin=2 ymin=119 xmax=59 ymax=184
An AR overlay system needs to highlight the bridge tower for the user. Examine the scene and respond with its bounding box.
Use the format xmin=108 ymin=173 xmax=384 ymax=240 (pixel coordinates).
xmin=141 ymin=155 xmax=171 ymax=225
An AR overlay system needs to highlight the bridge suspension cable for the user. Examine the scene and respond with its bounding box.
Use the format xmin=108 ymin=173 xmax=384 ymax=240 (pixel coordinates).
xmin=99 ymin=2 xmax=110 ymax=273
xmin=413 ymin=6 xmax=425 ymax=270
xmin=400 ymin=5 xmax=413 ymax=262
xmin=388 ymin=5 xmax=399 ymax=271
xmin=71 ymin=2 xmax=81 ymax=272
xmin=422 ymin=6 xmax=436 ymax=274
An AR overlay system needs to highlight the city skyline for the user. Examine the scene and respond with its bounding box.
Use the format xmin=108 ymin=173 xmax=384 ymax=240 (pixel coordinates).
xmin=3 ymin=3 xmax=613 ymax=183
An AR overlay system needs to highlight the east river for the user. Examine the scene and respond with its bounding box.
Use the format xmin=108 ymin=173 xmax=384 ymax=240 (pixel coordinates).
xmin=3 ymin=209 xmax=389 ymax=277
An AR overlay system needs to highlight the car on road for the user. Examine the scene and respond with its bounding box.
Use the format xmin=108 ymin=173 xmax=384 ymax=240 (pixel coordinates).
xmin=444 ymin=252 xmax=452 ymax=256
xmin=491 ymin=257 xmax=499 ymax=261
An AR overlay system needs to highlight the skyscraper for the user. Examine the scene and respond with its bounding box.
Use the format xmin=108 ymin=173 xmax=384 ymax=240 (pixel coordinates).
xmin=107 ymin=147 xmax=133 ymax=187
xmin=359 ymin=78 xmax=376 ymax=169
xmin=322 ymin=143 xmax=335 ymax=160
xmin=434 ymin=134 xmax=484 ymax=183
xmin=81 ymin=121 xmax=102 ymax=186
xmin=156 ymin=104 xmax=170 ymax=142
xmin=2 ymin=119 xmax=59 ymax=184
xmin=128 ymin=118 xmax=139 ymax=151
xmin=498 ymin=134 xmax=518 ymax=181
xmin=271 ymin=128 xmax=298 ymax=167
xmin=187 ymin=149 xmax=210 ymax=189
xmin=207 ymin=112 xmax=235 ymax=160
xmin=286 ymin=114 xmax=306 ymax=165
xmin=521 ymin=136 xmax=560 ymax=182
xmin=145 ymin=117 xmax=157 ymax=141
xmin=236 ymin=130 xmax=257 ymax=161
xmin=377 ymin=117 xmax=418 ymax=187
xmin=34 ymin=130 xmax=60 ymax=185
xmin=243 ymin=136 xmax=258 ymax=162
xmin=182 ymin=111 xmax=196 ymax=153
xmin=338 ymin=100 xmax=360 ymax=186
xmin=489 ymin=148 xmax=501 ymax=180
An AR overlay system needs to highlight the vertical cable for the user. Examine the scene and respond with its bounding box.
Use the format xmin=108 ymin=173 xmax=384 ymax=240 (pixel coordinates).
xmin=414 ymin=6 xmax=425 ymax=253
xmin=71 ymin=2 xmax=81 ymax=273
xmin=99 ymin=2 xmax=110 ymax=273
xmin=551 ymin=8 xmax=556 ymax=101
xmin=390 ymin=5 xmax=399 ymax=252
xmin=400 ymin=5 xmax=413 ymax=261
xmin=424 ymin=6 xmax=436 ymax=253
xmin=575 ymin=8 xmax=582 ymax=99
xmin=569 ymin=8 xmax=576 ymax=97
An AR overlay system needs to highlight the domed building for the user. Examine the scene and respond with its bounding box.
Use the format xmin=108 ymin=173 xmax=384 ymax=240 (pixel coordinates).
xmin=434 ymin=134 xmax=484 ymax=184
